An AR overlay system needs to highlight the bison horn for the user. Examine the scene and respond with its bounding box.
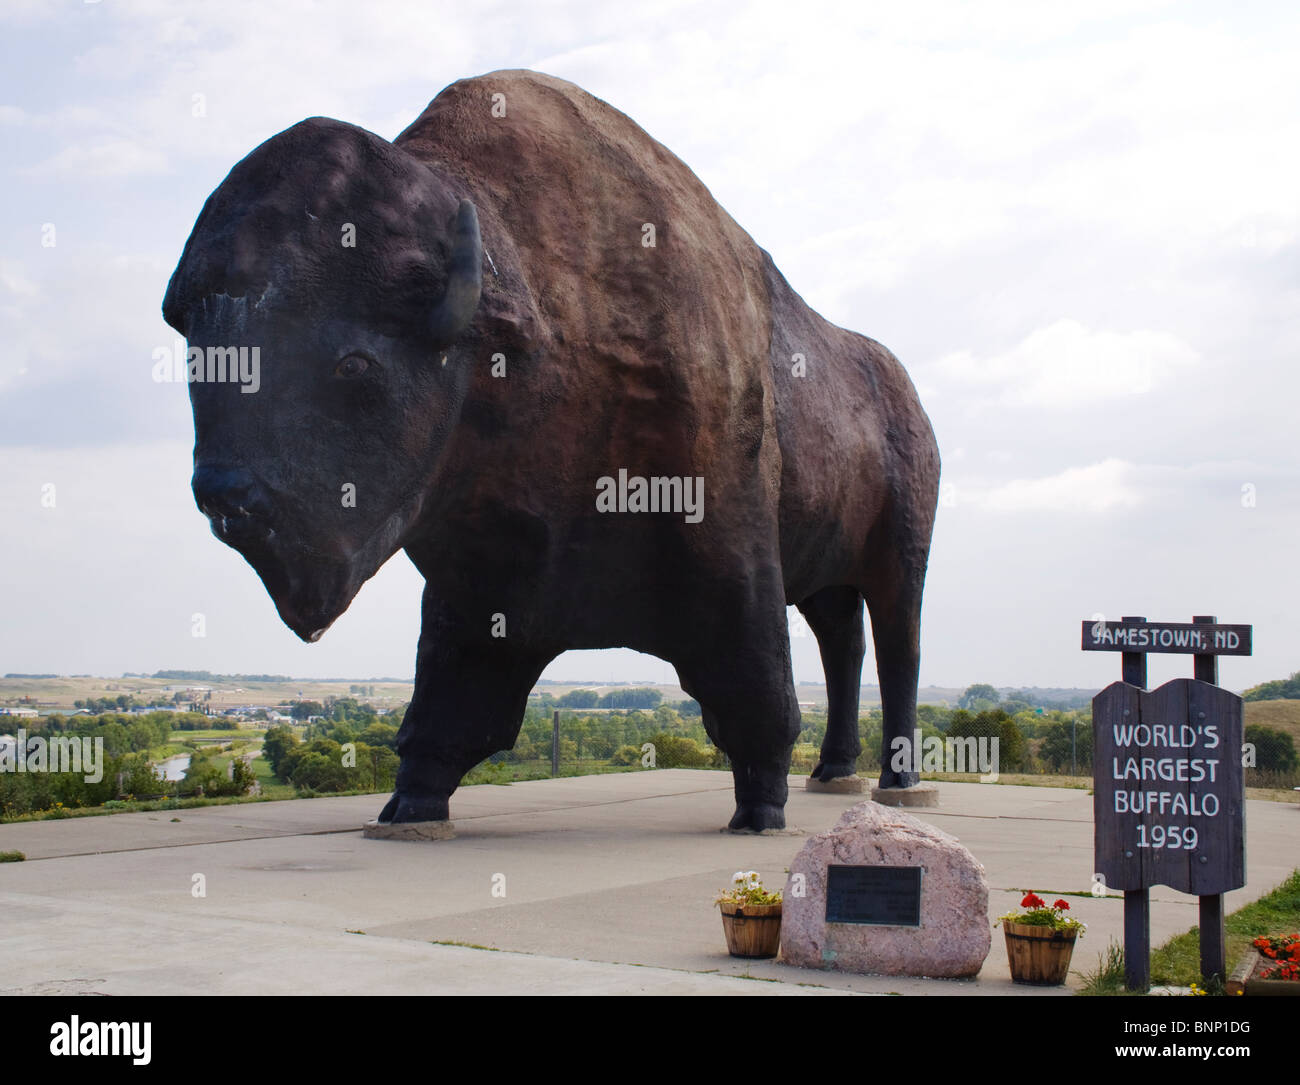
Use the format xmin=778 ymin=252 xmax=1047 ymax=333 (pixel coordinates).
xmin=428 ymin=199 xmax=483 ymax=348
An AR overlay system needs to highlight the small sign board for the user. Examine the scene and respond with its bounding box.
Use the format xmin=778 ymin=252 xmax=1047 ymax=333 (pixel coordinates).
xmin=825 ymin=864 xmax=922 ymax=926
xmin=1093 ymin=678 xmax=1245 ymax=895
xmin=1081 ymin=620 xmax=1251 ymax=656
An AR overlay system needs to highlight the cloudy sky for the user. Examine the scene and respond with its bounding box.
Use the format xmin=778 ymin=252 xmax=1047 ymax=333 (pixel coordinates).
xmin=2 ymin=0 xmax=1297 ymax=692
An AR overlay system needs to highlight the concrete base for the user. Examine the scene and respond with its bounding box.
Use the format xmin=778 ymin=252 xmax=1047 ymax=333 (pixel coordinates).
xmin=723 ymin=826 xmax=805 ymax=836
xmin=870 ymin=783 xmax=940 ymax=808
xmin=805 ymin=775 xmax=867 ymax=794
xmin=2 ymin=772 xmax=1295 ymax=996
xmin=363 ymin=819 xmax=456 ymax=841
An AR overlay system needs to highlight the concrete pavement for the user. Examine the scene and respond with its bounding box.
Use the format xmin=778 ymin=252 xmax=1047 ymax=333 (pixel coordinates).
xmin=1 ymin=770 xmax=1294 ymax=995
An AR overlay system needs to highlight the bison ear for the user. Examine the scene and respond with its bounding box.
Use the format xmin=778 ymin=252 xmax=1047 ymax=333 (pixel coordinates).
xmin=428 ymin=199 xmax=482 ymax=349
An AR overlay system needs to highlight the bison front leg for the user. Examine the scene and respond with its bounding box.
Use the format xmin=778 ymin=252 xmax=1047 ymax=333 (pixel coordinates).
xmin=379 ymin=595 xmax=551 ymax=824
xmin=676 ymin=585 xmax=801 ymax=832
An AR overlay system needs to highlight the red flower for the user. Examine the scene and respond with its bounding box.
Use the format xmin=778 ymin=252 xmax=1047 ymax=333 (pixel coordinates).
xmin=1054 ymin=899 xmax=1070 ymax=911
xmin=1020 ymin=892 xmax=1045 ymax=909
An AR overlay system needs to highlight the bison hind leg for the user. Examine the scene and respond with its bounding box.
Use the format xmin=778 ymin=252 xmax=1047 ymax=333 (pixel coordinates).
xmin=798 ymin=585 xmax=866 ymax=781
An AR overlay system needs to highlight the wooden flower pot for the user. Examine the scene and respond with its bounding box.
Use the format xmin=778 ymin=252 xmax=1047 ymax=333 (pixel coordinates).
xmin=1004 ymin=921 xmax=1078 ymax=985
xmin=719 ymin=902 xmax=782 ymax=959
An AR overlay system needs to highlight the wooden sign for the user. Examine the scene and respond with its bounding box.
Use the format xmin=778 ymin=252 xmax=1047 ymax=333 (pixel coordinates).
xmin=825 ymin=865 xmax=922 ymax=926
xmin=1093 ymin=678 xmax=1245 ymax=895
xmin=1081 ymin=620 xmax=1251 ymax=656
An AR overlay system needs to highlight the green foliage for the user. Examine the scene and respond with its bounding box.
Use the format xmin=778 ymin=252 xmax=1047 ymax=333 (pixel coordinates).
xmin=958 ymin=683 xmax=1000 ymax=711
xmin=1245 ymin=724 xmax=1297 ymax=773
xmin=1038 ymin=714 xmax=1093 ymax=772
xmin=599 ymin=687 xmax=663 ymax=710
xmin=291 ymin=700 xmax=324 ymax=720
xmin=260 ymin=726 xmax=301 ymax=777
xmin=716 ymin=871 xmax=782 ymax=907
xmin=948 ymin=709 xmax=1027 ymax=771
xmin=357 ymin=722 xmax=399 ymax=751
xmin=557 ymin=688 xmax=599 ymax=708
xmin=916 ymin=704 xmax=953 ymax=732
xmin=119 ymin=753 xmax=163 ymax=797
xmin=0 ymin=743 xmax=164 ymax=818
xmin=1078 ymin=941 xmax=1127 ymax=996
xmin=645 ymin=732 xmax=712 ymax=767
xmin=1243 ymin=672 xmax=1300 ymax=702
xmin=275 ymin=736 xmax=397 ymax=793
xmin=323 ymin=696 xmax=379 ymax=726
xmin=179 ymin=748 xmax=256 ymax=798
xmin=609 ymin=745 xmax=644 ymax=766
xmin=170 ymin=714 xmax=237 ymax=730
xmin=462 ymin=759 xmax=511 ymax=785
xmin=0 ymin=850 xmax=26 ymax=862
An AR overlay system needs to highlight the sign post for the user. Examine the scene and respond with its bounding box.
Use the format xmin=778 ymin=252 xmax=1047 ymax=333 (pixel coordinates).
xmin=1082 ymin=614 xmax=1250 ymax=991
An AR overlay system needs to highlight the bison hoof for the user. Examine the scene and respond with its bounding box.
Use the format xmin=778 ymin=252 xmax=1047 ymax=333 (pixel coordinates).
xmin=378 ymin=792 xmax=450 ymax=824
xmin=810 ymin=759 xmax=858 ymax=782
xmin=727 ymin=802 xmax=786 ymax=832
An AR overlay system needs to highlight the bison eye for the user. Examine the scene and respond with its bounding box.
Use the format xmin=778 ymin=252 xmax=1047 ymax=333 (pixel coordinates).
xmin=334 ymin=353 xmax=372 ymax=379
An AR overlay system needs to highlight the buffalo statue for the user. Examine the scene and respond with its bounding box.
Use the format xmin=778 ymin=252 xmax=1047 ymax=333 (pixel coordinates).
xmin=162 ymin=70 xmax=940 ymax=831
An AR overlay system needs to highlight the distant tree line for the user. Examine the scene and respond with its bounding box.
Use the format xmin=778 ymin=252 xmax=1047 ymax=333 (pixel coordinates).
xmin=1243 ymin=671 xmax=1300 ymax=702
xmin=531 ymin=687 xmax=669 ymax=710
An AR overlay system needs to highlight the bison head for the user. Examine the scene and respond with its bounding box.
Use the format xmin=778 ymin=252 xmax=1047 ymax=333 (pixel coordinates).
xmin=162 ymin=118 xmax=482 ymax=641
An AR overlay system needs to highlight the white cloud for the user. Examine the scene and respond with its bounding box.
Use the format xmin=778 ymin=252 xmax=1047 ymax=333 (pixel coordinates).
xmin=981 ymin=459 xmax=1142 ymax=513
xmin=23 ymin=137 xmax=170 ymax=179
xmin=932 ymin=319 xmax=1198 ymax=408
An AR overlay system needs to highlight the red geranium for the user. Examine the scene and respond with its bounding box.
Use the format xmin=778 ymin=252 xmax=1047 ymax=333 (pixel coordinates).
xmin=1021 ymin=892 xmax=1046 ymax=909
xmin=1254 ymin=933 xmax=1300 ymax=981
xmin=1054 ymin=899 xmax=1070 ymax=911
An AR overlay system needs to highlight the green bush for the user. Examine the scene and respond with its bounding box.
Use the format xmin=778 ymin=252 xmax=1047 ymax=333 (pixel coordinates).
xmin=644 ymin=732 xmax=711 ymax=768
xmin=948 ymin=709 xmax=1027 ymax=772
xmin=609 ymin=745 xmax=644 ymax=767
xmin=1245 ymin=725 xmax=1297 ymax=773
xmin=1038 ymin=717 xmax=1092 ymax=772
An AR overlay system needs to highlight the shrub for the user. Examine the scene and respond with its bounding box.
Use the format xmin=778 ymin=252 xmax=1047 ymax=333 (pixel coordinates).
xmin=644 ymin=732 xmax=711 ymax=768
xmin=609 ymin=745 xmax=643 ymax=766
xmin=1244 ymin=725 xmax=1297 ymax=774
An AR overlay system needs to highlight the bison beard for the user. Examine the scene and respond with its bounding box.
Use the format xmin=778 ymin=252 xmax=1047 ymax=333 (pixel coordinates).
xmin=162 ymin=70 xmax=940 ymax=832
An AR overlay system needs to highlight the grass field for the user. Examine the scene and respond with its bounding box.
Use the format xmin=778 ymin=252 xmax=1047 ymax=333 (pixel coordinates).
xmin=1245 ymin=697 xmax=1300 ymax=744
xmin=1078 ymin=869 xmax=1300 ymax=993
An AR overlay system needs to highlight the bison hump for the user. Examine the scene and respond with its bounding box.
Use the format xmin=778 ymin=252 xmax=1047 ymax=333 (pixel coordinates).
xmin=395 ymin=69 xmax=770 ymax=370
